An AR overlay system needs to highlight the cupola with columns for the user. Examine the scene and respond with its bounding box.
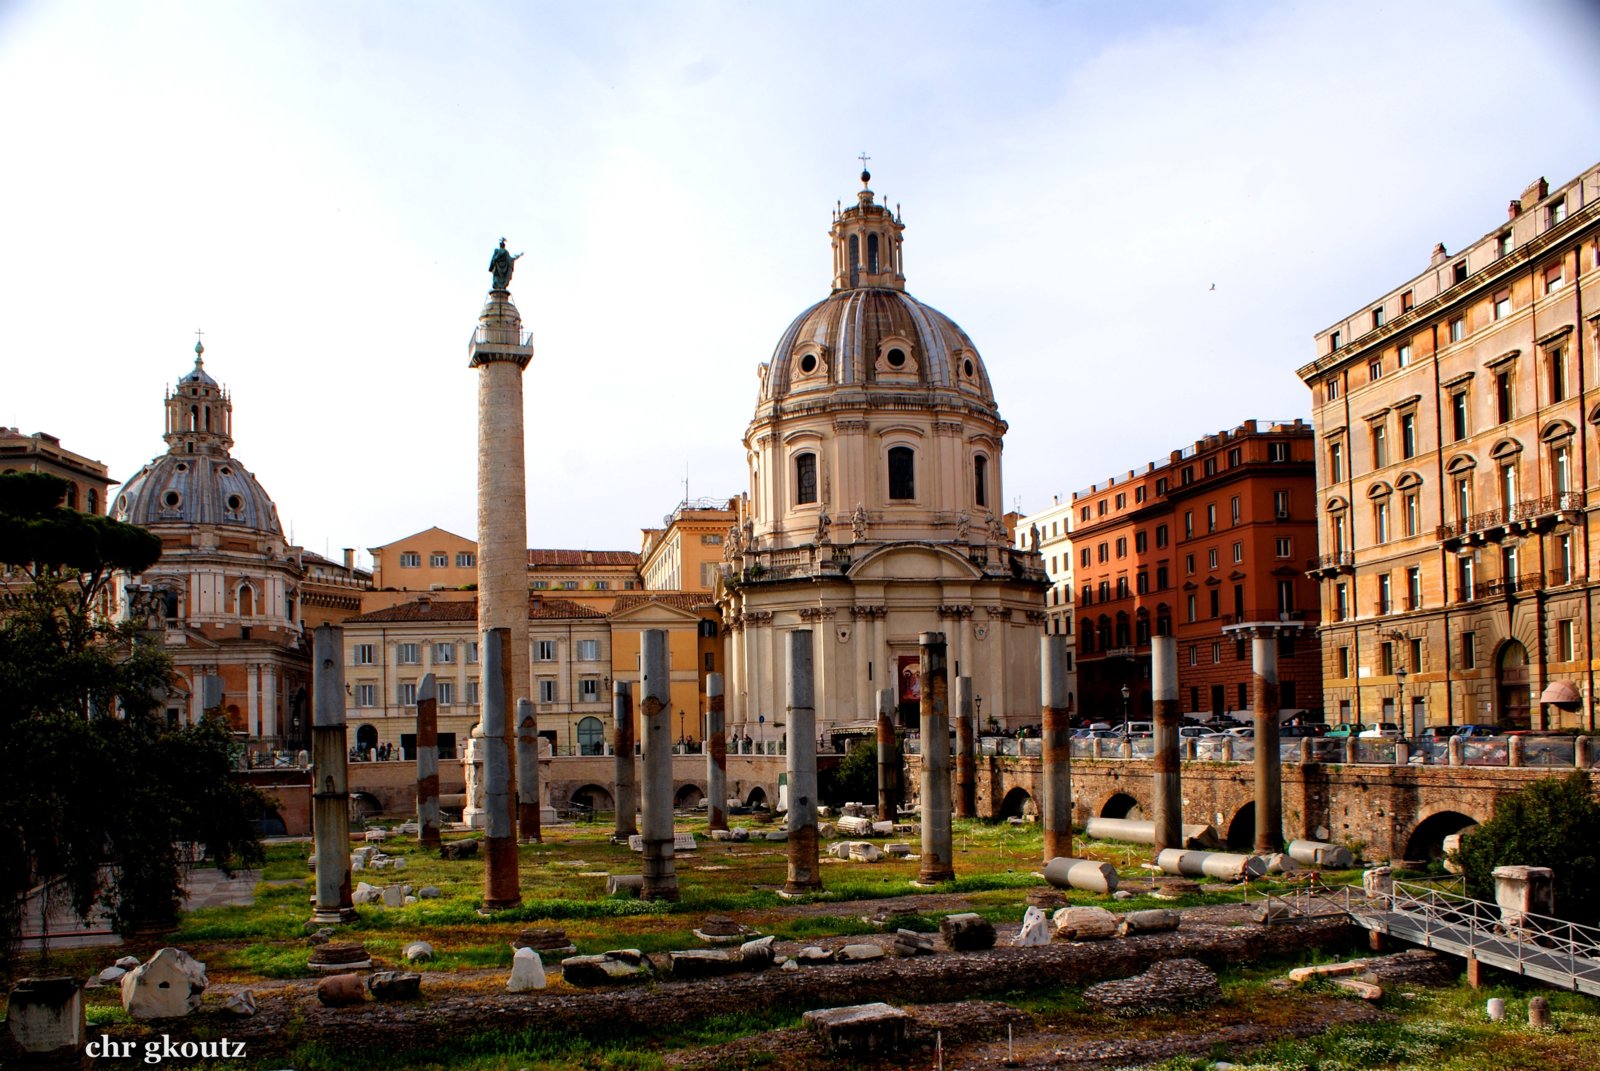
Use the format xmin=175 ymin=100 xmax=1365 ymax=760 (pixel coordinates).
xmin=164 ymin=339 xmax=234 ymax=456
xmin=830 ymin=167 xmax=905 ymax=292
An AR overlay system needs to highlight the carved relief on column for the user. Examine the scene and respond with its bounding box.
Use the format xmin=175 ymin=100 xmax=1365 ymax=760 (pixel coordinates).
xmin=798 ymin=607 xmax=837 ymax=622
xmin=984 ymin=606 xmax=1013 ymax=620
xmin=851 ymin=605 xmax=887 ymax=619
xmin=1025 ymin=610 xmax=1049 ymax=624
xmin=937 ymin=605 xmax=974 ymax=620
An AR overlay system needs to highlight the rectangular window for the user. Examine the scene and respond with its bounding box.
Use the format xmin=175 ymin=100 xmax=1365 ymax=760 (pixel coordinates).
xmin=1451 ymin=392 xmax=1468 ymax=441
xmin=1098 ymin=580 xmax=1110 ymax=601
xmin=1135 ymin=486 xmax=1146 ymax=503
xmin=437 ymin=681 xmax=455 ymax=705
xmin=1338 ymin=646 xmax=1351 ymax=679
xmin=1232 ymin=541 xmax=1243 ymax=564
xmin=1495 ymin=371 xmax=1513 ymax=423
xmin=1277 ymin=579 xmax=1294 ymax=613
xmin=887 ymin=447 xmax=915 ymax=500
xmin=1407 ymin=566 xmax=1422 ymax=610
xmin=1098 ymin=501 xmax=1107 ymax=516
xmin=1461 ymin=631 xmax=1476 ymax=669
xmin=456 ymin=551 xmax=475 ymax=567
xmin=1136 ymin=571 xmax=1149 ymax=594
xmin=1097 ymin=542 xmax=1108 ymax=563
xmin=356 ymin=683 xmax=376 ymax=706
xmin=399 ymin=551 xmax=421 ymax=568
xmin=1557 ymin=533 xmax=1573 ymax=584
xmin=1212 ymin=641 xmax=1222 ymax=664
xmin=580 ymin=677 xmax=600 ymax=701
xmin=1400 ymin=412 xmax=1416 ymax=459
xmin=1458 ymin=555 xmax=1475 ymax=602
xmin=1270 ymin=442 xmax=1289 ymax=462
xmin=1378 ymin=574 xmax=1392 ymax=614
xmin=1209 ymin=589 xmax=1220 ymax=618
xmin=1335 ymin=583 xmax=1349 ymax=621
xmin=1380 ymin=641 xmax=1394 ymax=675
xmin=1156 ymin=564 xmax=1169 ymax=589
xmin=1185 ymin=553 xmax=1195 ymax=575
xmin=531 ymin=580 xmax=549 ymax=589
xmin=1454 ymin=477 xmax=1471 ymax=521
xmin=538 ymin=679 xmax=557 ymax=703
xmin=1228 ymin=447 xmax=1241 ymax=467
xmin=1374 ymin=501 xmax=1390 ymax=544
xmin=593 ymin=580 xmax=609 ymax=590
xmin=1155 ymin=524 xmax=1168 ymax=548
xmin=1409 ymin=638 xmax=1422 ymax=671
xmin=1081 ymin=548 xmax=1091 ymax=567
xmin=1116 ymin=576 xmax=1129 ymax=598
xmin=1203 ymin=457 xmax=1217 ymax=477
xmin=1372 ymin=306 xmax=1385 ymax=329
xmin=576 ymin=639 xmax=601 ymax=661
xmin=1369 ymin=359 xmax=1383 ymax=381
xmin=1156 ymin=477 xmax=1169 ymax=496
xmin=1273 ymin=490 xmax=1290 ymax=518
xmin=465 ymin=681 xmax=479 ymax=705
xmin=1549 ymin=349 xmax=1567 ymax=403
xmin=1558 ymin=620 xmax=1576 ymax=662
xmin=430 ymin=553 xmax=448 ymax=568
xmin=1206 ymin=504 xmax=1217 ymax=532
xmin=466 ymin=641 xmax=479 ymax=664
xmin=1184 ymin=511 xmax=1194 ymax=538
xmin=433 ymin=642 xmax=454 ymax=664
xmin=1396 ymin=342 xmax=1410 ymax=368
xmin=1326 ymin=378 xmax=1340 ymax=401
xmin=1333 ymin=514 xmax=1347 ymax=552
xmin=1186 ymin=594 xmax=1197 ymax=623
xmin=397 ymin=643 xmax=420 ymax=665
xmin=561 ymin=580 xmax=578 ymax=590
xmin=1372 ymin=424 xmax=1388 ymax=468
xmin=1188 ymin=645 xmax=1198 ymax=667
xmin=1275 ymin=536 xmax=1291 ymax=558
xmin=1115 ymin=537 xmax=1127 ymax=558
xmin=1330 ymin=329 xmax=1342 ymax=350
xmin=536 ymin=640 xmax=557 ymax=661
xmin=1449 ymin=316 xmax=1465 ymax=342
xmin=1545 ymin=264 xmax=1566 ymax=294
xmin=354 ymin=643 xmax=375 ymax=665
xmin=1135 ymin=530 xmax=1147 ymax=554
xmin=1493 ymin=290 xmax=1511 ymax=320
xmin=1208 ymin=548 xmax=1218 ymax=570
xmin=1182 ymin=466 xmax=1194 ymax=485
xmin=1329 ymin=441 xmax=1344 ymax=482
xmin=1403 ymin=493 xmax=1419 ymax=536
xmin=1498 ymin=231 xmax=1512 ymax=258
xmin=1401 ymin=289 xmax=1414 ymax=312
xmin=1548 ymin=199 xmax=1568 ymax=227
xmin=1452 ymin=261 xmax=1468 ymax=286
xmin=1115 ymin=492 xmax=1126 ymax=509
xmin=399 ymin=681 xmax=417 ymax=705
xmin=1230 ymin=495 xmax=1241 ymax=524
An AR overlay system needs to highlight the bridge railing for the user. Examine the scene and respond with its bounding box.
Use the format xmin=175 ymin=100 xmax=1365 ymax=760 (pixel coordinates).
xmin=971 ymin=733 xmax=1596 ymax=769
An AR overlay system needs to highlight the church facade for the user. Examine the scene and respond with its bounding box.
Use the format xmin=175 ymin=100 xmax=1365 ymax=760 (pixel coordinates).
xmin=718 ymin=172 xmax=1048 ymax=738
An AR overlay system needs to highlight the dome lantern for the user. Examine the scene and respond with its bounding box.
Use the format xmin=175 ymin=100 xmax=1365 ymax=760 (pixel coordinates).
xmin=830 ymin=167 xmax=905 ymax=293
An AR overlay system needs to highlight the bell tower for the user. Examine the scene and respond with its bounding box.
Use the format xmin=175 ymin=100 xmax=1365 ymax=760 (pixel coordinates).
xmin=830 ymin=167 xmax=905 ymax=292
xmin=163 ymin=339 xmax=234 ymax=456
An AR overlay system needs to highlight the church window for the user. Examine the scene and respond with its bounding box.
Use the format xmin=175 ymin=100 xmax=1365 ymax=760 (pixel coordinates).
xmin=963 ymin=358 xmax=974 ymax=378
xmin=798 ymin=353 xmax=818 ymax=375
xmin=238 ymin=585 xmax=254 ymax=616
xmin=973 ymin=455 xmax=988 ymax=507
xmin=888 ymin=446 xmax=915 ymax=499
xmin=162 ymin=491 xmax=181 ymax=509
xmin=189 ymin=404 xmax=198 ymax=430
xmin=795 ymin=452 xmax=818 ymax=504
xmin=886 ymin=348 xmax=907 ymax=369
xmin=848 ymin=235 xmax=859 ymax=285
xmin=867 ymin=233 xmax=880 ymax=273
xmin=226 ymin=494 xmax=243 ymax=512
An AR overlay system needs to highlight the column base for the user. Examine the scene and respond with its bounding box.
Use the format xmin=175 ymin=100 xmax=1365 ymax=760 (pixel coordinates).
xmin=477 ymin=899 xmax=522 ymax=915
xmin=307 ymin=907 xmax=358 ymax=925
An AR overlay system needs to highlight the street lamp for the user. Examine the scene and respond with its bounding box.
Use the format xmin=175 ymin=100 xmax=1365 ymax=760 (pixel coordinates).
xmin=677 ymin=709 xmax=686 ymax=747
xmin=1120 ymin=684 xmax=1131 ymax=729
xmin=1396 ymin=666 xmax=1408 ymax=735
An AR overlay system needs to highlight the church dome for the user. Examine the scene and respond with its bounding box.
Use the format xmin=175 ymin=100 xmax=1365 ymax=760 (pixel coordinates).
xmin=115 ymin=453 xmax=282 ymax=534
xmin=112 ymin=345 xmax=283 ymax=536
xmin=762 ymin=287 xmax=996 ymax=408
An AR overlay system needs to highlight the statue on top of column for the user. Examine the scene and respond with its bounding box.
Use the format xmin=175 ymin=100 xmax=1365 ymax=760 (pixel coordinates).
xmin=489 ymin=238 xmax=523 ymax=290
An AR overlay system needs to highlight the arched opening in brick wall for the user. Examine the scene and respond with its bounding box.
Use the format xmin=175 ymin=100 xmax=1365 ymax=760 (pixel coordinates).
xmin=1404 ymin=810 xmax=1480 ymax=863
xmin=1100 ymin=792 xmax=1143 ymax=820
xmin=1226 ymin=802 xmax=1256 ymax=851
xmin=570 ymin=784 xmax=615 ymax=812
xmin=745 ymin=786 xmax=768 ymax=808
xmin=998 ymin=787 xmax=1035 ymax=819
xmin=674 ymin=783 xmax=704 ymax=809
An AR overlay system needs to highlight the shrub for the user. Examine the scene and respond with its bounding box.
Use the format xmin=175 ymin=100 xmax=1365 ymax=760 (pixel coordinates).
xmin=1455 ymin=771 xmax=1600 ymax=922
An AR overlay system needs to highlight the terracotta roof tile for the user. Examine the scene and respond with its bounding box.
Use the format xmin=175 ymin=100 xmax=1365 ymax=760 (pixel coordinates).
xmin=350 ymin=594 xmax=605 ymax=623
xmin=607 ymin=592 xmax=714 ymax=616
xmin=527 ymin=549 xmax=639 ymax=567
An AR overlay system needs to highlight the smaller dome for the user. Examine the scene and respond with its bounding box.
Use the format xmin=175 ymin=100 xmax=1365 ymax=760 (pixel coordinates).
xmin=180 ymin=347 xmax=217 ymax=387
xmin=115 ymin=453 xmax=281 ymax=535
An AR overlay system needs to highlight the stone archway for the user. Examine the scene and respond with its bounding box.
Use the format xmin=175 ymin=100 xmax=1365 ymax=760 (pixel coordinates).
xmin=674 ymin=783 xmax=704 ymax=809
xmin=570 ymin=784 xmax=615 ymax=812
xmin=745 ymin=786 xmax=768 ymax=808
xmin=355 ymin=724 xmax=378 ymax=753
xmin=1226 ymin=802 xmax=1256 ymax=851
xmin=1100 ymin=792 xmax=1143 ymax=820
xmin=999 ymin=787 xmax=1034 ymax=819
xmin=1496 ymin=640 xmax=1531 ymax=729
xmin=1404 ymin=810 xmax=1479 ymax=863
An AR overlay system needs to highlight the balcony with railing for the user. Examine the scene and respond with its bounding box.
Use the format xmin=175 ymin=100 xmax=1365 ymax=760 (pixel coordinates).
xmin=1307 ymin=551 xmax=1355 ymax=578
xmin=732 ymin=538 xmax=1048 ymax=586
xmin=1220 ymin=608 xmax=1309 ymax=627
xmin=1436 ymin=492 xmax=1586 ymax=545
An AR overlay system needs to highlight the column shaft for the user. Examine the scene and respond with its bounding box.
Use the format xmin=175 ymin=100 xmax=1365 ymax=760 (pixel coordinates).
xmin=310 ymin=625 xmax=355 ymax=923
xmin=706 ymin=672 xmax=727 ymax=832
xmin=954 ymin=674 xmax=977 ymax=818
xmin=481 ymin=627 xmax=521 ymax=908
xmin=876 ymin=686 xmax=898 ymax=821
xmin=639 ymin=630 xmax=678 ymax=900
xmin=917 ymin=632 xmax=955 ymax=883
xmin=416 ymin=672 xmax=441 ymax=849
xmin=1041 ymin=633 xmax=1074 ymax=862
xmin=1253 ymin=632 xmax=1283 ymax=854
xmin=612 ymin=682 xmax=637 ymax=839
xmin=516 ymin=697 xmax=542 ymax=842
xmin=784 ymin=630 xmax=821 ymax=893
xmin=1151 ymin=635 xmax=1182 ymax=853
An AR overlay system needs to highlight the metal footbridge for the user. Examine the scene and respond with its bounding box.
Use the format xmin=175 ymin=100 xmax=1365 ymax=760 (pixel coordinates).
xmin=1270 ymin=878 xmax=1600 ymax=995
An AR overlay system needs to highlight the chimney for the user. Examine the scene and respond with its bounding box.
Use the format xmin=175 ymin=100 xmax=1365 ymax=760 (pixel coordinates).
xmin=416 ymin=594 xmax=431 ymax=612
xmin=1522 ymin=177 xmax=1549 ymax=205
xmin=1508 ymin=199 xmax=1522 ymax=219
xmin=1431 ymin=242 xmax=1448 ymax=266
xmin=343 ymin=547 xmax=355 ymax=570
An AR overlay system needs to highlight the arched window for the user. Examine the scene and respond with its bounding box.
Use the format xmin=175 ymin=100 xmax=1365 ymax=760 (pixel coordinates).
xmin=848 ymin=234 xmax=860 ymax=286
xmin=203 ymin=406 xmax=210 ymax=431
xmin=64 ymin=483 xmax=78 ymax=510
xmin=1080 ymin=617 xmax=1094 ymax=653
xmin=189 ymin=404 xmax=199 ymax=431
xmin=888 ymin=446 xmax=915 ymax=500
xmin=794 ymin=452 xmax=818 ymax=504
xmin=86 ymin=488 xmax=98 ymax=514
xmin=867 ymin=233 xmax=879 ymax=273
xmin=577 ymin=716 xmax=605 ymax=756
xmin=238 ymin=585 xmax=255 ymax=617
xmin=1096 ymin=616 xmax=1112 ymax=651
xmin=974 ymin=455 xmax=989 ymax=507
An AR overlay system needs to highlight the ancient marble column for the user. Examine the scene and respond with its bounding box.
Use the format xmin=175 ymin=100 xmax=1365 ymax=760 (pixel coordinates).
xmin=706 ymin=672 xmax=727 ymax=832
xmin=1252 ymin=631 xmax=1284 ymax=854
xmin=784 ymin=629 xmax=822 ymax=894
xmin=876 ymin=685 xmax=898 ymax=821
xmin=310 ymin=625 xmax=355 ymax=923
xmin=917 ymin=632 xmax=955 ymax=884
xmin=1040 ymin=633 xmax=1073 ymax=862
xmin=639 ymin=629 xmax=678 ymax=900
xmin=1151 ymin=634 xmax=1182 ymax=853
xmin=415 ymin=672 xmax=441 ymax=850
xmin=613 ymin=680 xmax=637 ymax=840
xmin=481 ymin=627 xmax=521 ymax=909
xmin=954 ymin=674 xmax=977 ymax=818
xmin=515 ymin=697 xmax=541 ymax=843
xmin=470 ymin=277 xmax=534 ymax=830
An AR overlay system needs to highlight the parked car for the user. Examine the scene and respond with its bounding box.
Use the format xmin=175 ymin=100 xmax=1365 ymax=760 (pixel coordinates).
xmin=1226 ymin=726 xmax=1255 ymax=739
xmin=1280 ymin=724 xmax=1326 ymax=739
xmin=1121 ymin=721 xmax=1154 ymax=738
xmin=1417 ymin=723 xmax=1499 ymax=742
xmin=1358 ymin=722 xmax=1401 ymax=738
xmin=1178 ymin=725 xmax=1219 ymax=739
xmin=1324 ymin=723 xmax=1358 ymax=739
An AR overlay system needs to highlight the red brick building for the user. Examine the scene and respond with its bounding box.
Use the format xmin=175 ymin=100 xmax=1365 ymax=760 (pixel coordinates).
xmin=1070 ymin=419 xmax=1323 ymax=722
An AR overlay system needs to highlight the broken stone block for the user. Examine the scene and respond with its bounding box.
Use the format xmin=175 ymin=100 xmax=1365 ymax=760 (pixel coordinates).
xmin=368 ymin=971 xmax=421 ymax=1001
xmin=1026 ymin=889 xmax=1067 ymax=910
xmin=380 ymin=884 xmax=407 ymax=908
xmin=765 ymin=830 xmax=788 ymax=842
xmin=1333 ymin=977 xmax=1383 ymax=1001
xmin=891 ymin=929 xmax=935 ymax=957
xmin=114 ymin=956 xmax=140 ymax=971
xmin=417 ymin=885 xmax=441 ymax=899
xmin=439 ymin=839 xmax=479 ymax=860
xmin=885 ymin=842 xmax=912 ymax=857
xmin=849 ymin=842 xmax=884 ymax=863
xmin=836 ymin=815 xmax=874 ymax=836
xmin=121 ymin=948 xmax=207 ymax=1020
xmin=222 ymin=990 xmax=257 ymax=1016
xmin=730 ymin=827 xmax=750 ymax=841
xmin=803 ymin=1002 xmax=911 ymax=1054
xmin=1014 ymin=905 xmax=1051 ymax=946
xmin=833 ymin=943 xmax=886 ymax=963
xmin=507 ymin=947 xmax=547 ymax=992
xmin=940 ymin=912 xmax=996 ymax=951
xmin=738 ymin=935 xmax=776 ymax=970
xmin=514 ymin=928 xmax=576 ymax=955
xmin=6 ymin=977 xmax=84 ymax=1058
xmin=1119 ymin=909 xmax=1182 ymax=936
xmin=606 ymin=874 xmax=644 ymax=897
xmin=352 ymin=881 xmax=379 ymax=905
xmin=669 ymin=949 xmax=741 ymax=979
xmin=795 ymin=946 xmax=833 ymax=963
xmin=694 ymin=916 xmax=749 ymax=943
xmin=560 ymin=949 xmax=654 ymax=986
xmin=403 ymin=942 xmax=434 ymax=963
xmin=307 ymin=942 xmax=372 ymax=972
xmin=95 ymin=966 xmax=127 ymax=986
xmin=710 ymin=829 xmax=734 ymax=841
xmin=364 ymin=828 xmax=388 ymax=842
xmin=1053 ymin=906 xmax=1118 ymax=940
xmin=674 ymin=832 xmax=698 ymax=852
xmin=316 ymin=973 xmax=366 ymax=1007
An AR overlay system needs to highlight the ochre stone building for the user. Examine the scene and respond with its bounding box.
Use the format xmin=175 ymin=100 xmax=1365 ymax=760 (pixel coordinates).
xmin=718 ymin=171 xmax=1048 ymax=735
xmin=1062 ymin=419 xmax=1322 ymax=723
xmin=1299 ymin=163 xmax=1600 ymax=732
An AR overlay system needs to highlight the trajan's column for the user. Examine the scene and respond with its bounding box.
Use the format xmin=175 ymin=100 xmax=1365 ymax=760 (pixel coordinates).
xmin=471 ymin=240 xmax=534 ymax=832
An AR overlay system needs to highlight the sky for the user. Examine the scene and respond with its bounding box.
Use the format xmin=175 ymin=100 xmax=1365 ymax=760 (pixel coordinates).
xmin=4 ymin=0 xmax=1599 ymax=569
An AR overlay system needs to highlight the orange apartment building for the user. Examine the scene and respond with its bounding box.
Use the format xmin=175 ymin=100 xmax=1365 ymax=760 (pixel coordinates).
xmin=1070 ymin=419 xmax=1323 ymax=723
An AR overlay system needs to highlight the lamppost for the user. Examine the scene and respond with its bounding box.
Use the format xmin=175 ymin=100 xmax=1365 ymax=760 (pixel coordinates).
xmin=1396 ymin=666 xmax=1408 ymax=736
xmin=975 ymin=694 xmax=984 ymax=732
xmin=677 ymin=709 xmax=686 ymax=748
xmin=1121 ymin=684 xmax=1131 ymax=730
